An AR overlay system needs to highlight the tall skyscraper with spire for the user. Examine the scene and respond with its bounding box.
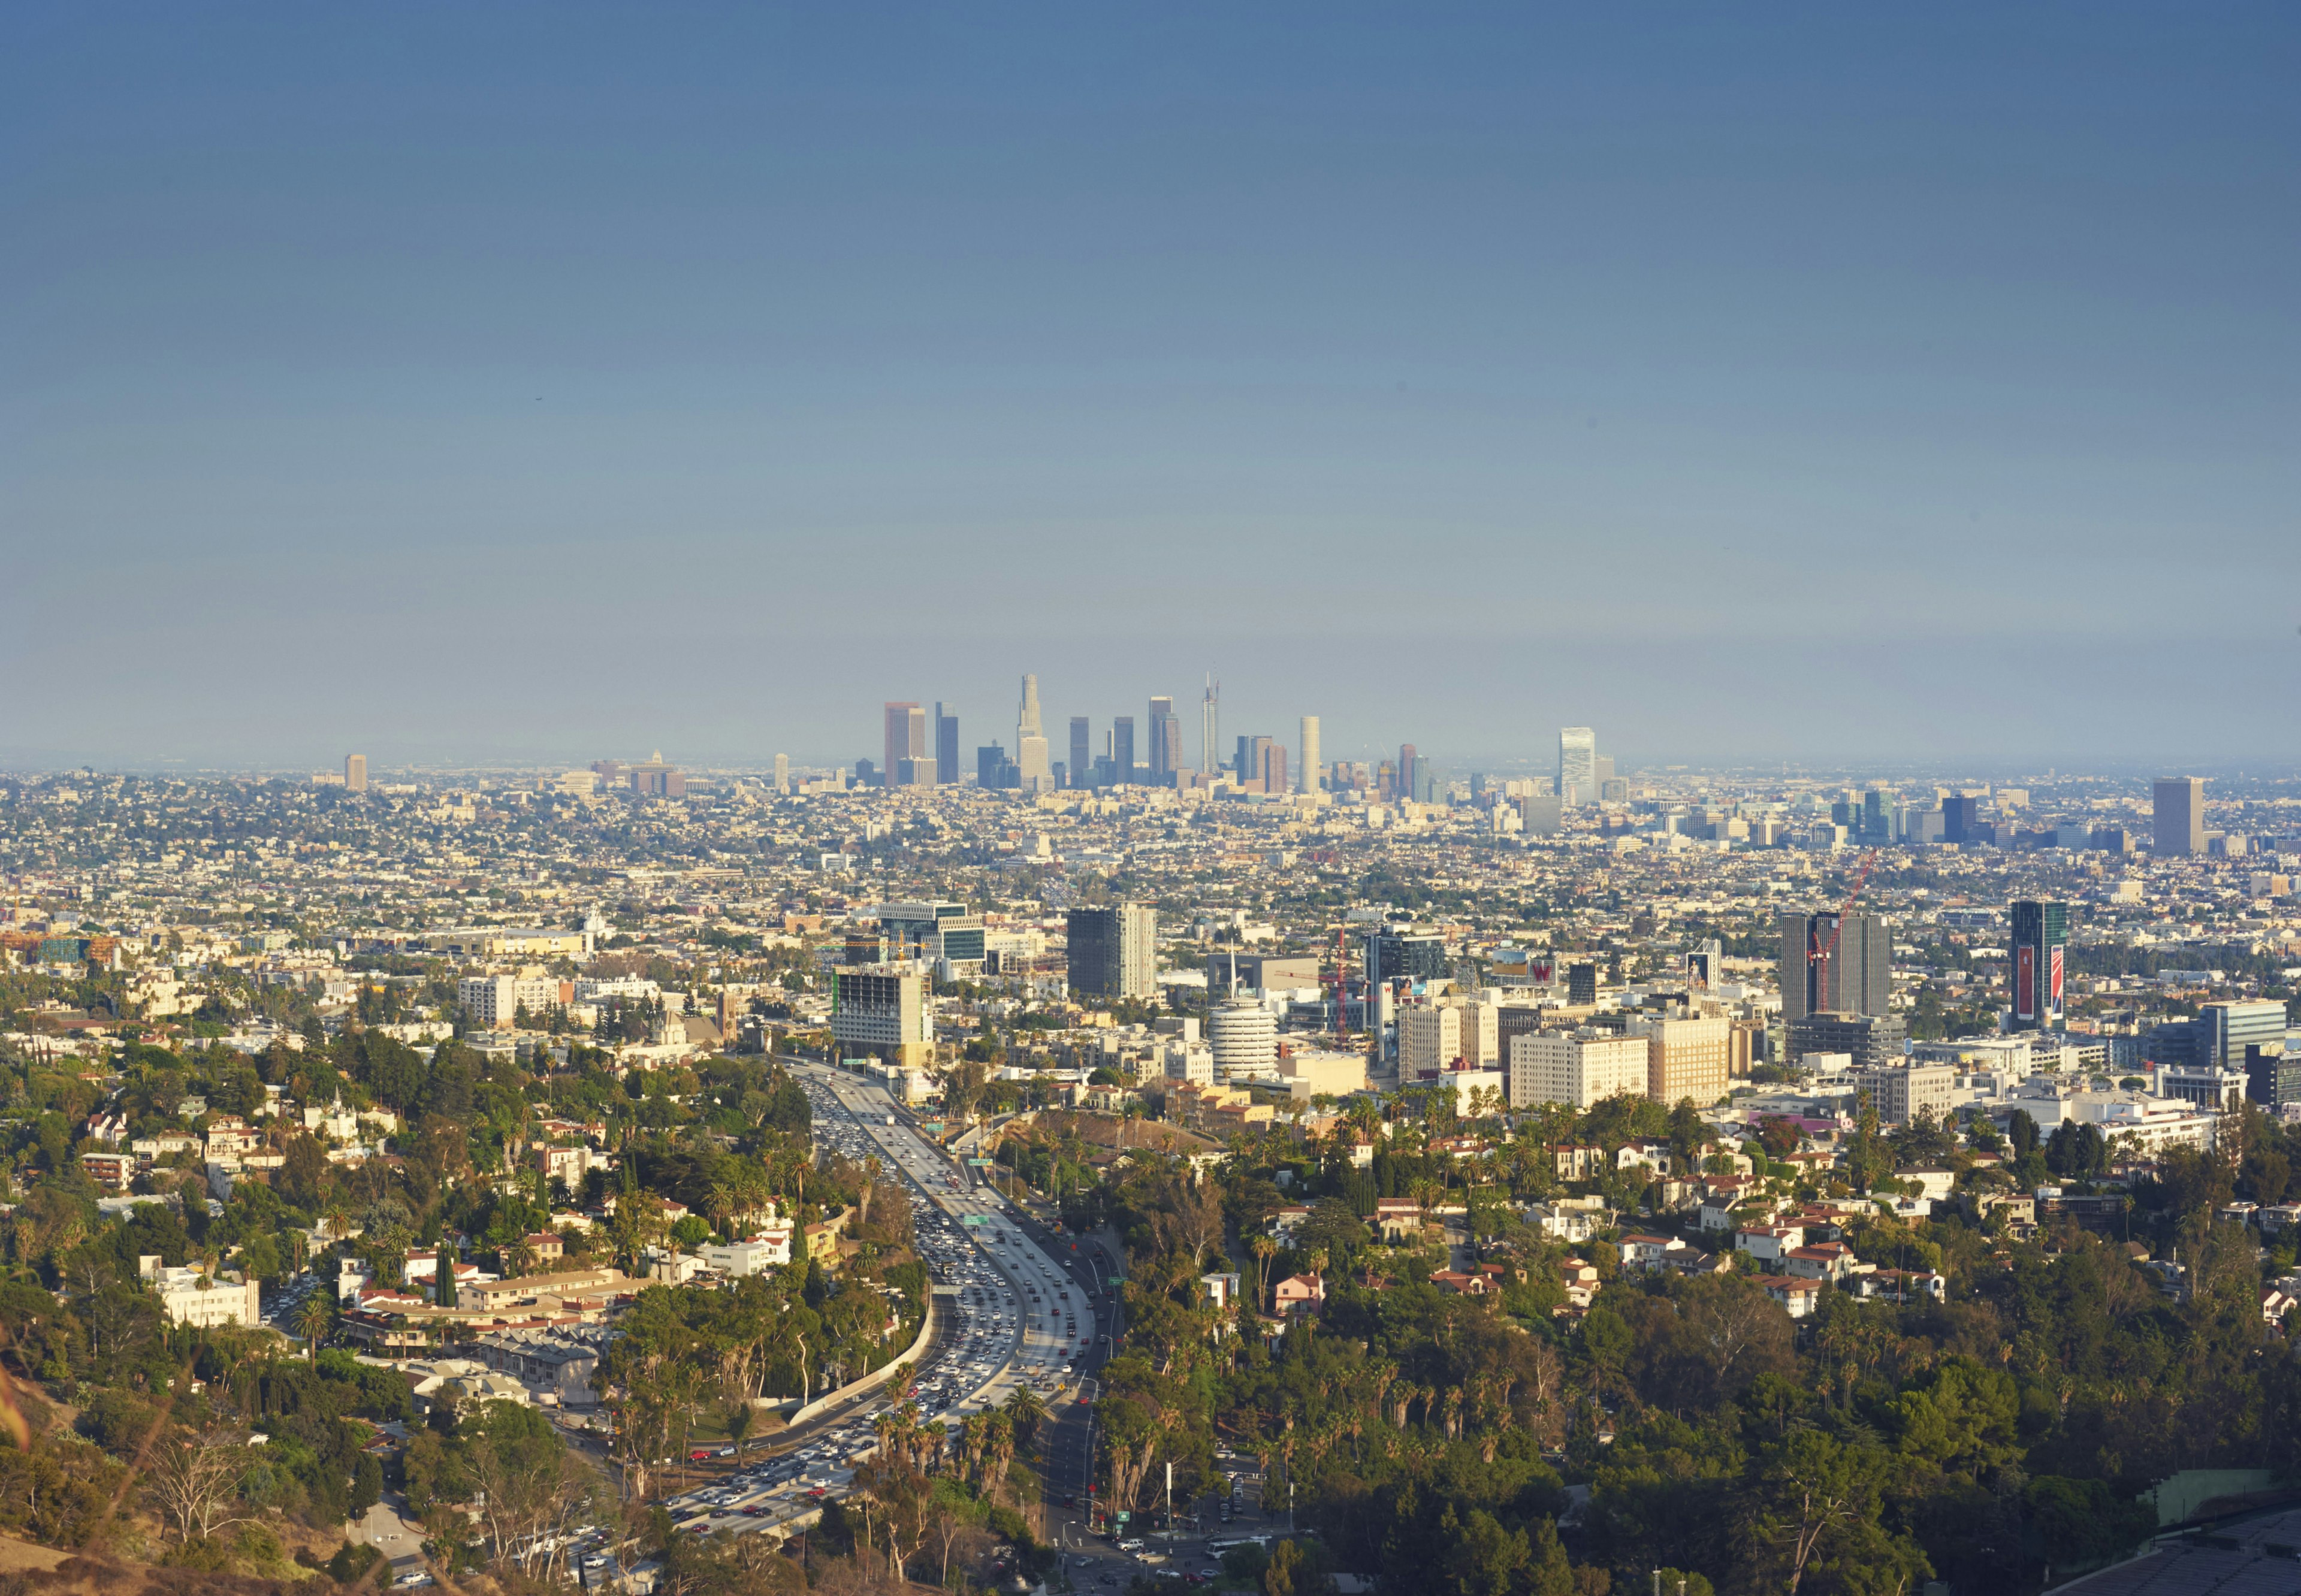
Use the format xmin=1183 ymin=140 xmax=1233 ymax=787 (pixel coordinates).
xmin=1016 ymin=675 xmax=1052 ymax=793
xmin=1200 ymin=675 xmax=1220 ymax=779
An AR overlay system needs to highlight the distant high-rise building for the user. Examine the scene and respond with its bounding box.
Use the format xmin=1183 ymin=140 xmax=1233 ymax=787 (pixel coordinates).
xmin=1558 ymin=727 xmax=1596 ymax=804
xmin=935 ymin=704 xmax=960 ymax=785
xmin=1862 ymin=789 xmax=1892 ymax=845
xmin=2154 ymin=777 xmax=2205 ymax=856
xmin=1067 ymin=905 xmax=1156 ymax=999
xmin=343 ymin=754 xmax=367 ymax=793
xmin=977 ymin=742 xmax=1017 ymax=789
xmin=1148 ymin=697 xmax=1180 ymax=783
xmin=1397 ymin=744 xmax=1418 ymax=803
xmin=1015 ymin=676 xmax=1052 ymax=793
xmin=773 ymin=753 xmax=789 ymax=794
xmin=1200 ymin=676 xmax=1220 ymax=777
xmin=2009 ymin=900 xmax=2067 ymax=1031
xmin=1566 ymin=962 xmax=1599 ymax=1005
xmin=883 ymin=703 xmax=925 ymax=789
xmin=1234 ymin=734 xmax=1273 ymax=789
xmin=1261 ymin=743 xmax=1288 ymax=794
xmin=1106 ymin=717 xmax=1133 ymax=784
xmin=1297 ymin=717 xmax=1321 ymax=794
xmin=1779 ymin=912 xmax=1890 ymax=1024
xmin=1067 ymin=717 xmax=1091 ymax=788
xmin=1941 ymin=794 xmax=1981 ymax=844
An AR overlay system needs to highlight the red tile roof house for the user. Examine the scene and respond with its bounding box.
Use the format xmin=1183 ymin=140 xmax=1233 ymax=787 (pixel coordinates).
xmin=1373 ymin=1199 xmax=1424 ymax=1243
xmin=1273 ymin=1272 xmax=1326 ymax=1317
xmin=1429 ymin=1271 xmax=1491 ymax=1296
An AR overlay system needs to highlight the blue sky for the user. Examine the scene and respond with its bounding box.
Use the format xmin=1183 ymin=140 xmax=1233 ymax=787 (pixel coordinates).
xmin=4 ymin=5 xmax=2296 ymax=772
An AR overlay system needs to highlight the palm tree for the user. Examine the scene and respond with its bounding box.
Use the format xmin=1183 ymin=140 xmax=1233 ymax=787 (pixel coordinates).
xmin=296 ymin=1293 xmax=332 ymax=1366
xmin=506 ymin=1240 xmax=538 ymax=1280
xmin=1003 ymin=1384 xmax=1046 ymax=1449
xmin=1249 ymin=1235 xmax=1279 ymax=1313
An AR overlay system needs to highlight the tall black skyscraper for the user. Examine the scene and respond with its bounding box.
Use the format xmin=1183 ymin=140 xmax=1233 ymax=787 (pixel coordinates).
xmin=935 ymin=703 xmax=960 ymax=785
xmin=1069 ymin=717 xmax=1091 ymax=789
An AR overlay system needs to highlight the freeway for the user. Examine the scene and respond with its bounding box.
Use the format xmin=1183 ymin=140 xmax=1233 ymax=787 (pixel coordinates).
xmin=649 ymin=1060 xmax=1105 ymax=1542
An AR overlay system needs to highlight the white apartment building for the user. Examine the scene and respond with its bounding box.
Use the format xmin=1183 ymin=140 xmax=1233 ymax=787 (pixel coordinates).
xmin=142 ymin=1261 xmax=261 ymax=1330
xmin=1510 ymin=1030 xmax=1651 ymax=1110
xmin=1399 ymin=1006 xmax=1461 ymax=1077
xmin=1164 ymin=1040 xmax=1215 ymax=1087
xmin=458 ymin=975 xmax=567 ymax=1030
xmin=699 ymin=1233 xmax=794 ymax=1275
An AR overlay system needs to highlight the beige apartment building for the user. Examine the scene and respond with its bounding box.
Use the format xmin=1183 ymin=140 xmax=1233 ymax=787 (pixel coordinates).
xmin=1398 ymin=1006 xmax=1461 ymax=1077
xmin=1852 ymin=1063 xmax=1958 ymax=1128
xmin=1509 ymin=1030 xmax=1650 ymax=1110
xmin=1646 ymin=1014 xmax=1731 ymax=1107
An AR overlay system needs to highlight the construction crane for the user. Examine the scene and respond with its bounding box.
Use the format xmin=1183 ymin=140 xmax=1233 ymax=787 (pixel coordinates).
xmin=1807 ymin=850 xmax=1880 ymax=1011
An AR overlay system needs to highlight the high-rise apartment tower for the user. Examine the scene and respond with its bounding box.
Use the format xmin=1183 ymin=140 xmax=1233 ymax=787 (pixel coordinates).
xmin=1298 ymin=716 xmax=1321 ymax=794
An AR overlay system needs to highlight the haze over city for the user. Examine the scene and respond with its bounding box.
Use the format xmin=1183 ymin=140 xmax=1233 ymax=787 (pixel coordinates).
xmin=7 ymin=5 xmax=2297 ymax=772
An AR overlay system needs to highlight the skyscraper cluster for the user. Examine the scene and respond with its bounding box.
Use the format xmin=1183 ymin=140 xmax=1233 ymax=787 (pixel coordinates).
xmin=877 ymin=674 xmax=1330 ymax=796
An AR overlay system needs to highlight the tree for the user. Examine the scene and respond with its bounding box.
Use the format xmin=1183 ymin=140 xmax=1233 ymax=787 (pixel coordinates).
xmin=297 ymin=1292 xmax=333 ymax=1365
xmin=146 ymin=1427 xmax=259 ymax=1544
xmin=436 ymin=1245 xmax=458 ymax=1308
xmin=351 ymin=1453 xmax=383 ymax=1516
xmin=1744 ymin=1429 xmax=1926 ymax=1596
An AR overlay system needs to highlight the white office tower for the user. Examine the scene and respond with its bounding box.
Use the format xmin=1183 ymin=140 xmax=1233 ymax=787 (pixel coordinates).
xmin=1298 ymin=716 xmax=1321 ymax=794
xmin=1209 ymin=996 xmax=1277 ymax=1083
xmin=1558 ymin=727 xmax=1597 ymax=805
xmin=1016 ymin=674 xmax=1053 ymax=793
xmin=773 ymin=753 xmax=789 ymax=794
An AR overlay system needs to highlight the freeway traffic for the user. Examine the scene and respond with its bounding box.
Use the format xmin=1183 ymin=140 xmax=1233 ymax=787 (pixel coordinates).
xmin=648 ymin=1060 xmax=1112 ymax=1541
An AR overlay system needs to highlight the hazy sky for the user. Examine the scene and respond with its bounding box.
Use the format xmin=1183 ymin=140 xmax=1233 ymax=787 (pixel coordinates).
xmin=5 ymin=5 xmax=2296 ymax=773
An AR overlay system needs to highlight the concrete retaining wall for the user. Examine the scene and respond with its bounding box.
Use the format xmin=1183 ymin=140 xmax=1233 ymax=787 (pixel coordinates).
xmin=786 ymin=1292 xmax=937 ymax=1428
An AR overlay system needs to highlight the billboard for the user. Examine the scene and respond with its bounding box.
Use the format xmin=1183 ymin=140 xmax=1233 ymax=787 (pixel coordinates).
xmin=2015 ymin=945 xmax=2037 ymax=1023
xmin=2049 ymin=944 xmax=2064 ymax=1019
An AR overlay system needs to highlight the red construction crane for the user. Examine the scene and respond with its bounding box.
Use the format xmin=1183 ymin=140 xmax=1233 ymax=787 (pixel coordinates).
xmin=1807 ymin=850 xmax=1880 ymax=1010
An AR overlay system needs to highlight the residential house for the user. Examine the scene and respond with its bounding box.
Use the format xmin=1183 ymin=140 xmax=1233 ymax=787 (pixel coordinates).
xmin=1429 ymin=1271 xmax=1490 ymax=1296
xmin=1734 ymin=1223 xmax=1806 ymax=1266
xmin=1781 ymin=1243 xmax=1861 ymax=1283
xmin=1850 ymin=1269 xmax=1945 ymax=1302
xmin=1373 ymin=1199 xmax=1424 ymax=1243
xmin=1616 ymin=1232 xmax=1687 ymax=1272
xmin=1762 ymin=1277 xmax=1825 ymax=1318
xmin=1273 ymin=1272 xmax=1325 ymax=1317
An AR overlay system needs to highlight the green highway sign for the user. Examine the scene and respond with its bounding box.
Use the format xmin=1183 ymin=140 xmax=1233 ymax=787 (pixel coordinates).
xmin=961 ymin=1214 xmax=985 ymax=1226
xmin=967 ymin=1157 xmax=994 ymax=1166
